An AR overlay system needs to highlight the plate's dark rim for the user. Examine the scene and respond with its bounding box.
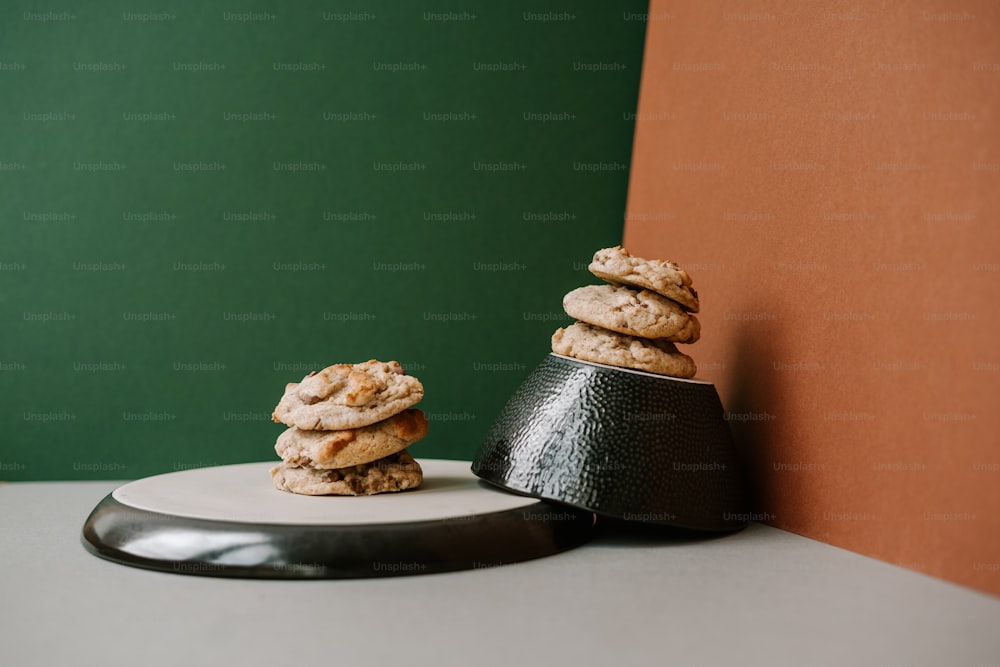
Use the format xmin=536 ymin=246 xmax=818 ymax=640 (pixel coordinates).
xmin=474 ymin=474 xmax=747 ymax=533
xmin=81 ymin=491 xmax=596 ymax=579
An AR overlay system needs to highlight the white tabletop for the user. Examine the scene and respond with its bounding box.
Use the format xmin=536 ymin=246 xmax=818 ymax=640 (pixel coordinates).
xmin=2 ymin=480 xmax=998 ymax=667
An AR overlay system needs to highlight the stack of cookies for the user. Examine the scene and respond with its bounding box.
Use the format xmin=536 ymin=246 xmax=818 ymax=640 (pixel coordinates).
xmin=269 ymin=360 xmax=427 ymax=495
xmin=551 ymin=246 xmax=700 ymax=378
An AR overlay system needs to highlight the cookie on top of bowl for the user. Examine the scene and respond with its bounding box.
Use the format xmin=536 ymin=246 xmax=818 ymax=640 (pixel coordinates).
xmin=552 ymin=246 xmax=700 ymax=379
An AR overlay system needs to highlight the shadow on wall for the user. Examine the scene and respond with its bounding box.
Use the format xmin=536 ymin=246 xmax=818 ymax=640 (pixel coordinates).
xmin=724 ymin=312 xmax=785 ymax=524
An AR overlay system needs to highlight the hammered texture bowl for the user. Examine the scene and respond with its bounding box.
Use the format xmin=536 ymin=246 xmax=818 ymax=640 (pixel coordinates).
xmin=472 ymin=354 xmax=748 ymax=531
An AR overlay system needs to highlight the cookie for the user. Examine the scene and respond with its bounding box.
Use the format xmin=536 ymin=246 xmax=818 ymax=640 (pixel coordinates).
xmin=563 ymin=284 xmax=701 ymax=343
xmin=275 ymin=409 xmax=428 ymax=469
xmin=270 ymin=451 xmax=424 ymax=496
xmin=273 ymin=360 xmax=423 ymax=430
xmin=551 ymin=321 xmax=697 ymax=378
xmin=589 ymin=245 xmax=699 ymax=313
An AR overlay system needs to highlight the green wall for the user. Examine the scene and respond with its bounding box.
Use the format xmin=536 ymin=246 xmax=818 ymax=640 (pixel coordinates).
xmin=0 ymin=1 xmax=649 ymax=480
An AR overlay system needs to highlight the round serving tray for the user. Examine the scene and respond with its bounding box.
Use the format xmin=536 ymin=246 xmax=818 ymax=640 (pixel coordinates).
xmin=81 ymin=459 xmax=595 ymax=578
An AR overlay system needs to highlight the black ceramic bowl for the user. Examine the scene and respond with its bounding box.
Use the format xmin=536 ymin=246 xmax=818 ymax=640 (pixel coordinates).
xmin=472 ymin=354 xmax=748 ymax=532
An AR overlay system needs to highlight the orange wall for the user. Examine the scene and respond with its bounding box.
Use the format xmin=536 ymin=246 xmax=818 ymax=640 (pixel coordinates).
xmin=624 ymin=0 xmax=1000 ymax=595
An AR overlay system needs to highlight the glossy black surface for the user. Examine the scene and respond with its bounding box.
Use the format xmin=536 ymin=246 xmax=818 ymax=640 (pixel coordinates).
xmin=81 ymin=492 xmax=595 ymax=578
xmin=472 ymin=354 xmax=748 ymax=531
